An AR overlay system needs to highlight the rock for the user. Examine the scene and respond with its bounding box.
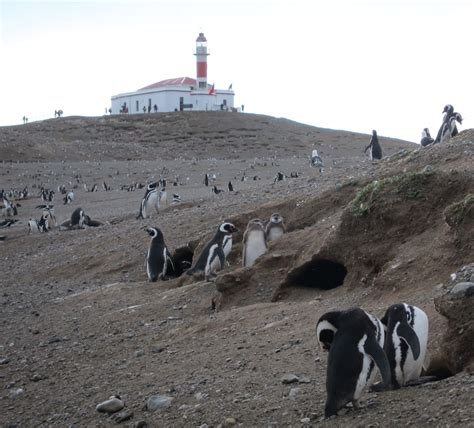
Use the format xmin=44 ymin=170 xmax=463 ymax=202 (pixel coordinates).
xmin=450 ymin=282 xmax=474 ymax=297
xmin=96 ymin=395 xmax=124 ymax=413
xmin=146 ymin=394 xmax=173 ymax=411
xmin=30 ymin=373 xmax=45 ymax=382
xmin=109 ymin=409 xmax=134 ymax=423
xmin=9 ymin=388 xmax=25 ymax=398
xmin=129 ymin=421 xmax=147 ymax=428
xmin=281 ymin=374 xmax=299 ymax=384
xmin=224 ymin=417 xmax=237 ymax=426
xmin=289 ymin=387 xmax=300 ymax=400
xmin=0 ymin=357 xmax=10 ymax=365
xmin=301 ymin=417 xmax=311 ymax=424
xmin=297 ymin=375 xmax=311 ymax=384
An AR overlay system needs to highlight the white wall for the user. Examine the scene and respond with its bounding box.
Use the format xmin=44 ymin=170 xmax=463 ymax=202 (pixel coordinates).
xmin=111 ymin=88 xmax=234 ymax=114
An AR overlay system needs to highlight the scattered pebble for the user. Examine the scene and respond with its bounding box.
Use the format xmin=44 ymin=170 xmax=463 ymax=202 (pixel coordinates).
xmin=96 ymin=395 xmax=124 ymax=413
xmin=281 ymin=374 xmax=299 ymax=384
xmin=146 ymin=394 xmax=173 ymax=411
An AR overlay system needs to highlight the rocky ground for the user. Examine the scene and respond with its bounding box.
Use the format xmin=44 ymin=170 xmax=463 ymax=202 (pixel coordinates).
xmin=0 ymin=112 xmax=473 ymax=427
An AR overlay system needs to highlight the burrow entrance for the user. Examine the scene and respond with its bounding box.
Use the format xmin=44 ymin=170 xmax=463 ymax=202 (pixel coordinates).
xmin=286 ymin=258 xmax=347 ymax=290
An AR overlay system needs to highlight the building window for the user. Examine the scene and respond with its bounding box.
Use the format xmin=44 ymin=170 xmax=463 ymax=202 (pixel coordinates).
xmin=199 ymin=81 xmax=206 ymax=89
xmin=136 ymin=100 xmax=139 ymax=112
xmin=223 ymin=99 xmax=227 ymax=106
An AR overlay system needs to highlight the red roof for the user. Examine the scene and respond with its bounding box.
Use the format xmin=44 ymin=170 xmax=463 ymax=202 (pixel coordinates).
xmin=138 ymin=77 xmax=197 ymax=91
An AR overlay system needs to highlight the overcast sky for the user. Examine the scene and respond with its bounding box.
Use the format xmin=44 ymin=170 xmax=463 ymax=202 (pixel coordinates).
xmin=1 ymin=0 xmax=472 ymax=142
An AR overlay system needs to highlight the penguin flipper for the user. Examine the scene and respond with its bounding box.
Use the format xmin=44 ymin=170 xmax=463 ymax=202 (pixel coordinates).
xmin=217 ymin=247 xmax=225 ymax=270
xmin=364 ymin=336 xmax=392 ymax=389
xmin=396 ymin=323 xmax=421 ymax=360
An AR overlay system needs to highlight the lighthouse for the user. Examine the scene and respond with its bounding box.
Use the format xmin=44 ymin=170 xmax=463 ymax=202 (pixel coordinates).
xmin=194 ymin=32 xmax=209 ymax=90
xmin=110 ymin=32 xmax=235 ymax=113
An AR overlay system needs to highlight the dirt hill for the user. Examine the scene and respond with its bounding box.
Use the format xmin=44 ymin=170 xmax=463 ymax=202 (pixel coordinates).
xmin=0 ymin=112 xmax=472 ymax=427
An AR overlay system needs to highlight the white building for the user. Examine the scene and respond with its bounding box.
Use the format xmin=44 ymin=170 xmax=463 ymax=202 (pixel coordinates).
xmin=110 ymin=33 xmax=235 ymax=114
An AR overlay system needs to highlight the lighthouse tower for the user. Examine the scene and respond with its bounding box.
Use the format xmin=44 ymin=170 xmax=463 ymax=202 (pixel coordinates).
xmin=194 ymin=32 xmax=209 ymax=90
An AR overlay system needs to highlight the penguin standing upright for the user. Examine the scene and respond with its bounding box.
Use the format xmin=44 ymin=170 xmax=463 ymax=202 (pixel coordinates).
xmin=434 ymin=104 xmax=455 ymax=144
xmin=63 ymin=190 xmax=74 ymax=204
xmin=380 ymin=303 xmax=428 ymax=389
xmin=265 ymin=213 xmax=286 ymax=242
xmin=228 ymin=181 xmax=234 ymax=192
xmin=440 ymin=112 xmax=463 ymax=144
xmin=186 ymin=222 xmax=237 ymax=281
xmin=35 ymin=204 xmax=56 ymax=229
xmin=420 ymin=128 xmax=434 ymax=147
xmin=145 ymin=227 xmax=175 ymax=281
xmin=242 ymin=219 xmax=267 ymax=267
xmin=70 ymin=207 xmax=86 ymax=229
xmin=311 ymin=149 xmax=324 ymax=172
xmin=204 ymin=174 xmax=209 ymax=187
xmin=316 ymin=308 xmax=391 ymax=418
xmin=137 ymin=182 xmax=159 ymax=219
xmin=364 ymin=130 xmax=382 ymax=160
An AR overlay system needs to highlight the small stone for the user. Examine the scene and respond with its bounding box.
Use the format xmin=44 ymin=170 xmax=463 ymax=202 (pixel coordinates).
xmin=301 ymin=417 xmax=311 ymax=424
xmin=0 ymin=358 xmax=10 ymax=365
xmin=134 ymin=350 xmax=145 ymax=358
xmin=96 ymin=395 xmax=124 ymax=413
xmin=289 ymin=387 xmax=300 ymax=400
xmin=109 ymin=409 xmax=133 ymax=423
xmin=30 ymin=373 xmax=45 ymax=382
xmin=450 ymin=282 xmax=474 ymax=296
xmin=224 ymin=417 xmax=237 ymax=426
xmin=146 ymin=394 xmax=173 ymax=411
xmin=129 ymin=421 xmax=148 ymax=428
xmin=297 ymin=375 xmax=311 ymax=384
xmin=281 ymin=374 xmax=299 ymax=384
xmin=9 ymin=388 xmax=25 ymax=398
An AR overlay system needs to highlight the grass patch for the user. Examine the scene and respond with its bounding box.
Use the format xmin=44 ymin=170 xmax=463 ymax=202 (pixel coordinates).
xmin=444 ymin=194 xmax=474 ymax=227
xmin=351 ymin=169 xmax=434 ymax=217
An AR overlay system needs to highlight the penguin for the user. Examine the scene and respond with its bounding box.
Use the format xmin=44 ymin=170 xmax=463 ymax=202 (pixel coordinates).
xmin=311 ymin=149 xmax=324 ymax=172
xmin=145 ymin=227 xmax=175 ymax=281
xmin=440 ymin=112 xmax=463 ymax=144
xmin=228 ymin=181 xmax=234 ymax=192
xmin=204 ymin=174 xmax=209 ymax=187
xmin=273 ymin=172 xmax=285 ymax=183
xmin=186 ymin=222 xmax=237 ymax=281
xmin=102 ymin=182 xmax=110 ymax=191
xmin=0 ymin=219 xmax=18 ymax=229
xmin=316 ymin=308 xmax=391 ymax=418
xmin=420 ymin=128 xmax=434 ymax=147
xmin=212 ymin=185 xmax=224 ymax=194
xmin=70 ymin=207 xmax=86 ymax=229
xmin=364 ymin=130 xmax=382 ymax=160
xmin=36 ymin=204 xmax=57 ymax=229
xmin=171 ymin=193 xmax=181 ymax=204
xmin=137 ymin=182 xmax=159 ymax=219
xmin=380 ymin=303 xmax=428 ymax=389
xmin=434 ymin=104 xmax=455 ymax=144
xmin=63 ymin=190 xmax=74 ymax=204
xmin=242 ymin=219 xmax=267 ymax=267
xmin=170 ymin=243 xmax=194 ymax=276
xmin=265 ymin=213 xmax=286 ymax=242
xmin=28 ymin=213 xmax=50 ymax=233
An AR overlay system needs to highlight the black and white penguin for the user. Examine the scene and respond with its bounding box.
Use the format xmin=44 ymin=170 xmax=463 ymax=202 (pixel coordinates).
xmin=242 ymin=219 xmax=267 ymax=267
xmin=212 ymin=185 xmax=224 ymax=194
xmin=28 ymin=214 xmax=50 ymax=233
xmin=70 ymin=207 xmax=86 ymax=229
xmin=265 ymin=213 xmax=286 ymax=242
xmin=364 ymin=130 xmax=383 ymax=160
xmin=316 ymin=308 xmax=391 ymax=417
xmin=137 ymin=182 xmax=159 ymax=219
xmin=204 ymin=174 xmax=209 ymax=187
xmin=420 ymin=128 xmax=434 ymax=147
xmin=186 ymin=222 xmax=237 ymax=281
xmin=171 ymin=193 xmax=181 ymax=204
xmin=380 ymin=303 xmax=428 ymax=389
xmin=440 ymin=112 xmax=463 ymax=144
xmin=36 ymin=204 xmax=57 ymax=229
xmin=311 ymin=149 xmax=324 ymax=172
xmin=159 ymin=187 xmax=167 ymax=207
xmin=145 ymin=227 xmax=175 ymax=281
xmin=273 ymin=172 xmax=285 ymax=183
xmin=0 ymin=219 xmax=18 ymax=229
xmin=228 ymin=181 xmax=234 ymax=192
xmin=434 ymin=104 xmax=455 ymax=144
xmin=63 ymin=190 xmax=74 ymax=204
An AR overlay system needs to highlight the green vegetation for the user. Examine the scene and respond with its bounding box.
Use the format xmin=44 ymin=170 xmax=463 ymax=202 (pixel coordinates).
xmin=444 ymin=194 xmax=474 ymax=227
xmin=351 ymin=169 xmax=434 ymax=217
